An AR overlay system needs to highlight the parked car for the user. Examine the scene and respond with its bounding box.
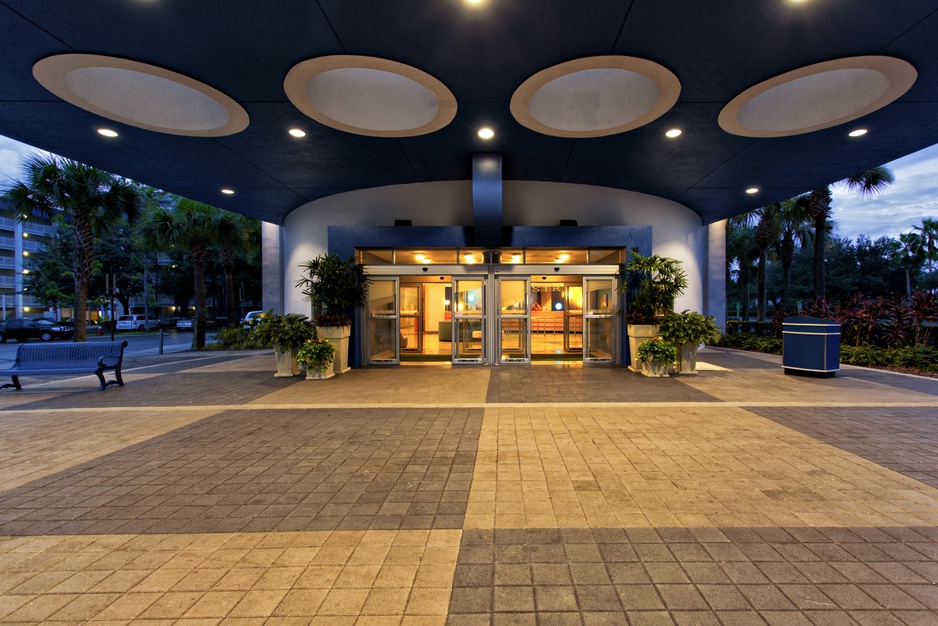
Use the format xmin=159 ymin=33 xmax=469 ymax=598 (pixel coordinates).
xmin=242 ymin=310 xmax=264 ymax=329
xmin=36 ymin=319 xmax=74 ymax=340
xmin=175 ymin=317 xmax=193 ymax=330
xmin=0 ymin=317 xmax=70 ymax=342
xmin=116 ymin=314 xmax=161 ymax=332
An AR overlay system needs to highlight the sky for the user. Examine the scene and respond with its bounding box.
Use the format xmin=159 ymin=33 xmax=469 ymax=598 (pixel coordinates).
xmin=1 ymin=132 xmax=936 ymax=240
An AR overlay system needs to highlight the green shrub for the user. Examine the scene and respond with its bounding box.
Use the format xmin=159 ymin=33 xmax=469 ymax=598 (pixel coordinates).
xmin=660 ymin=310 xmax=722 ymax=345
xmin=637 ymin=337 xmax=677 ymax=364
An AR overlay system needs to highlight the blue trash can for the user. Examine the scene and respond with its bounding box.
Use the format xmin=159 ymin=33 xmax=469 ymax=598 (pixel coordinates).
xmin=782 ymin=316 xmax=840 ymax=378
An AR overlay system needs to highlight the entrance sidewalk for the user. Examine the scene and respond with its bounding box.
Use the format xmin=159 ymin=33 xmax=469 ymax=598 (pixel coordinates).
xmin=0 ymin=348 xmax=936 ymax=624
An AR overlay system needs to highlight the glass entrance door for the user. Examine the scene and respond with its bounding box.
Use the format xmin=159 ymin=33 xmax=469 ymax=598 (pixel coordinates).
xmin=563 ymin=283 xmax=583 ymax=353
xmin=452 ymin=277 xmax=485 ymax=363
xmin=367 ymin=278 xmax=399 ymax=364
xmin=400 ymin=285 xmax=422 ymax=352
xmin=496 ymin=277 xmax=530 ymax=363
xmin=583 ymin=277 xmax=616 ymax=363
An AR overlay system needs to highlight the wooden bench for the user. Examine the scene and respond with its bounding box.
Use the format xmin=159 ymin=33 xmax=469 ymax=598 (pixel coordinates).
xmin=0 ymin=341 xmax=128 ymax=391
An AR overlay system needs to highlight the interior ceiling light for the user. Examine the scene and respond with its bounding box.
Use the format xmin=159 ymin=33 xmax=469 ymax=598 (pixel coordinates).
xmin=477 ymin=127 xmax=495 ymax=140
xmin=284 ymin=55 xmax=456 ymax=137
xmin=746 ymin=187 xmax=760 ymax=194
xmin=665 ymin=128 xmax=682 ymax=138
xmin=221 ymin=188 xmax=235 ymax=195
xmin=849 ymin=128 xmax=868 ymax=137
xmin=97 ymin=128 xmax=118 ymax=138
xmin=719 ymin=56 xmax=917 ymax=137
xmin=288 ymin=128 xmax=306 ymax=138
xmin=33 ymin=54 xmax=249 ymax=137
xmin=510 ymin=55 xmax=681 ymax=138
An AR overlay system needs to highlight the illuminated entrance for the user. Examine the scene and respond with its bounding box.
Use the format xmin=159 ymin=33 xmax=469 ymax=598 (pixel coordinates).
xmin=362 ymin=248 xmax=620 ymax=365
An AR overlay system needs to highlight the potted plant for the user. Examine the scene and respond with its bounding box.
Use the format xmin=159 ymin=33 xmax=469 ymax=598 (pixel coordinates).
xmin=618 ymin=251 xmax=688 ymax=371
xmin=296 ymin=337 xmax=336 ymax=379
xmin=296 ymin=253 xmax=370 ymax=375
xmin=636 ymin=337 xmax=677 ymax=377
xmin=659 ymin=309 xmax=723 ymax=374
xmin=251 ymin=310 xmax=315 ymax=377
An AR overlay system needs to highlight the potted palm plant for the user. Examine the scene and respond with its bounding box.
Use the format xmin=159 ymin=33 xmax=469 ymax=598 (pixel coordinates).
xmin=636 ymin=337 xmax=677 ymax=377
xmin=296 ymin=337 xmax=336 ymax=380
xmin=251 ymin=310 xmax=315 ymax=377
xmin=618 ymin=251 xmax=688 ymax=371
xmin=659 ymin=309 xmax=723 ymax=374
xmin=296 ymin=253 xmax=370 ymax=375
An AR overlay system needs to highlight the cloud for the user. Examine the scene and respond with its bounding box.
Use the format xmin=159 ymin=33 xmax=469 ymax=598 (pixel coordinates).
xmin=831 ymin=142 xmax=938 ymax=241
xmin=0 ymin=136 xmax=43 ymax=183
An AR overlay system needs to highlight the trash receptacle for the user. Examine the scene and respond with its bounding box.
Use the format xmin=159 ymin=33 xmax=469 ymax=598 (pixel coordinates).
xmin=782 ymin=316 xmax=840 ymax=377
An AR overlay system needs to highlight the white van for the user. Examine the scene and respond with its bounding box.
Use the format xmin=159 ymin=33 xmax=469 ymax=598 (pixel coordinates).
xmin=116 ymin=314 xmax=161 ymax=331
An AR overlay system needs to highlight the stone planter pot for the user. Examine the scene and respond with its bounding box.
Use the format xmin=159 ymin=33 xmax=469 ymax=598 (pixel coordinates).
xmin=316 ymin=325 xmax=351 ymax=375
xmin=675 ymin=342 xmax=699 ymax=374
xmin=273 ymin=344 xmax=299 ymax=377
xmin=641 ymin=360 xmax=670 ymax=377
xmin=627 ymin=324 xmax=659 ymax=372
xmin=305 ymin=366 xmax=334 ymax=380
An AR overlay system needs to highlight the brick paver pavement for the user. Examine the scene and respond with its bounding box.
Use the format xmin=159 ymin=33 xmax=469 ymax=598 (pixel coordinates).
xmin=0 ymin=346 xmax=936 ymax=625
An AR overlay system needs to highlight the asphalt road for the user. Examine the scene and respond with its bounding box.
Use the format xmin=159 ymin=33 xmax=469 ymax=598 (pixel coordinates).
xmin=0 ymin=329 xmax=216 ymax=367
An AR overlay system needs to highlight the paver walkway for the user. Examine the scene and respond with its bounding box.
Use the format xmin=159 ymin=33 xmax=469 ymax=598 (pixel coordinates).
xmin=0 ymin=347 xmax=937 ymax=625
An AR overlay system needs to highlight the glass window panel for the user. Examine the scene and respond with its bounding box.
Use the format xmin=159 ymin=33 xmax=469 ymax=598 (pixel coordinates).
xmin=589 ymin=249 xmax=619 ymax=264
xmin=500 ymin=318 xmax=526 ymax=358
xmin=459 ymin=250 xmax=485 ymax=265
xmin=585 ymin=317 xmax=615 ymax=361
xmin=500 ymin=280 xmax=527 ymax=314
xmin=585 ymin=279 xmax=614 ymax=315
xmin=400 ymin=316 xmax=418 ymax=352
xmin=358 ymin=249 xmax=393 ymax=264
xmin=455 ymin=280 xmax=482 ymax=315
xmin=455 ymin=319 xmax=483 ymax=359
xmin=368 ymin=280 xmax=396 ymax=316
xmin=368 ymin=318 xmax=397 ymax=361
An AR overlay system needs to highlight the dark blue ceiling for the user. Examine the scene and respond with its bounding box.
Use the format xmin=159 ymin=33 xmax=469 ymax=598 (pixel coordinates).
xmin=1 ymin=0 xmax=937 ymax=225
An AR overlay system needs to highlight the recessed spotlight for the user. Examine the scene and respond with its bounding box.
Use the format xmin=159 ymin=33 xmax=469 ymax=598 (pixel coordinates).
xmin=288 ymin=128 xmax=306 ymax=138
xmin=97 ymin=128 xmax=118 ymax=138
xmin=746 ymin=187 xmax=760 ymax=195
xmin=848 ymin=128 xmax=868 ymax=137
xmin=221 ymin=188 xmax=235 ymax=195
xmin=465 ymin=0 xmax=487 ymax=6
xmin=665 ymin=128 xmax=682 ymax=138
xmin=478 ymin=127 xmax=495 ymax=140
xmin=414 ymin=253 xmax=425 ymax=261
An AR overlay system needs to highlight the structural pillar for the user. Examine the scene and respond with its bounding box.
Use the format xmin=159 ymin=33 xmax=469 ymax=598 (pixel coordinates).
xmin=706 ymin=220 xmax=727 ymax=331
xmin=261 ymin=221 xmax=284 ymax=315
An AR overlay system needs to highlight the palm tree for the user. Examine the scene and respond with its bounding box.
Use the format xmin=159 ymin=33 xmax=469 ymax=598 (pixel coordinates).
xmin=138 ymin=197 xmax=217 ymax=349
xmin=213 ymin=211 xmax=254 ymax=327
xmin=912 ymin=217 xmax=938 ymax=273
xmin=897 ymin=231 xmax=926 ymax=298
xmin=775 ymin=198 xmax=812 ymax=311
xmin=0 ymin=154 xmax=141 ymax=341
xmin=726 ymin=217 xmax=758 ymax=321
xmin=805 ymin=166 xmax=895 ymax=300
xmin=748 ymin=203 xmax=780 ymax=321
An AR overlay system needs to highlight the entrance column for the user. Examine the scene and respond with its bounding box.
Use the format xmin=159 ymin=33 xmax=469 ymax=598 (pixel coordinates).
xmin=706 ymin=220 xmax=727 ymax=331
xmin=261 ymin=221 xmax=284 ymax=315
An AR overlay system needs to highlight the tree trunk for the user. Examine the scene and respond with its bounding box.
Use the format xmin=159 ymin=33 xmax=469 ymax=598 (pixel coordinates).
xmin=905 ymin=267 xmax=912 ymax=299
xmin=813 ymin=215 xmax=826 ymax=300
xmin=71 ymin=215 xmax=96 ymax=342
xmin=757 ymin=249 xmax=767 ymax=322
xmin=221 ymin=250 xmax=238 ymax=328
xmin=782 ymin=261 xmax=792 ymax=311
xmin=740 ymin=267 xmax=751 ymax=322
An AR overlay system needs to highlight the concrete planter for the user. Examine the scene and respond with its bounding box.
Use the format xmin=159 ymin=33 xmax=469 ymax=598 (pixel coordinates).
xmin=273 ymin=345 xmax=299 ymax=377
xmin=641 ymin=360 xmax=670 ymax=377
xmin=316 ymin=325 xmax=351 ymax=374
xmin=675 ymin=342 xmax=699 ymax=374
xmin=305 ymin=367 xmax=334 ymax=380
xmin=627 ymin=324 xmax=659 ymax=372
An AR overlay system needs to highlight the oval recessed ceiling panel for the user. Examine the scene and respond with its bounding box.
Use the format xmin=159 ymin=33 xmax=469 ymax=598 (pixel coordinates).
xmin=510 ymin=56 xmax=681 ymax=138
xmin=719 ymin=56 xmax=917 ymax=137
xmin=33 ymin=54 xmax=249 ymax=136
xmin=284 ymin=56 xmax=457 ymax=137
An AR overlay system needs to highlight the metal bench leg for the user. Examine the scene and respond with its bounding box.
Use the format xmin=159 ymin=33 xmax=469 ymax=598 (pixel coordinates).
xmin=0 ymin=376 xmax=20 ymax=390
xmin=114 ymin=366 xmax=124 ymax=387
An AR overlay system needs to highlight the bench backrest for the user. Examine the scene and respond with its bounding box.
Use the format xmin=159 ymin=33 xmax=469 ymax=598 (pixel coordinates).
xmin=13 ymin=341 xmax=127 ymax=368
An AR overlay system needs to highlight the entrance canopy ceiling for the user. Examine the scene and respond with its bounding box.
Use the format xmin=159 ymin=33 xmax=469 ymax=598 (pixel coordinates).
xmin=2 ymin=0 xmax=938 ymax=225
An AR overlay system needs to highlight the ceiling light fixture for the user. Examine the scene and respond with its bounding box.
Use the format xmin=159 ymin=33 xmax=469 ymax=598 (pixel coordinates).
xmin=221 ymin=188 xmax=235 ymax=195
xmin=414 ymin=253 xmax=425 ymax=261
xmin=848 ymin=128 xmax=868 ymax=137
xmin=288 ymin=128 xmax=306 ymax=138
xmin=97 ymin=128 xmax=118 ymax=138
xmin=665 ymin=128 xmax=682 ymax=138
xmin=746 ymin=187 xmax=760 ymax=195
xmin=478 ymin=127 xmax=495 ymax=140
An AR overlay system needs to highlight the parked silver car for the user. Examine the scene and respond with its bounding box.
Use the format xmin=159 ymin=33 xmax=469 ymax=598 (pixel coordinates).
xmin=116 ymin=314 xmax=161 ymax=331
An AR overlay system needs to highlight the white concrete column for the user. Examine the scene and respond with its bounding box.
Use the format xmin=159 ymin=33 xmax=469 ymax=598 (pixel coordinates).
xmin=706 ymin=220 xmax=727 ymax=331
xmin=14 ymin=221 xmax=23 ymax=317
xmin=261 ymin=221 xmax=284 ymax=315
